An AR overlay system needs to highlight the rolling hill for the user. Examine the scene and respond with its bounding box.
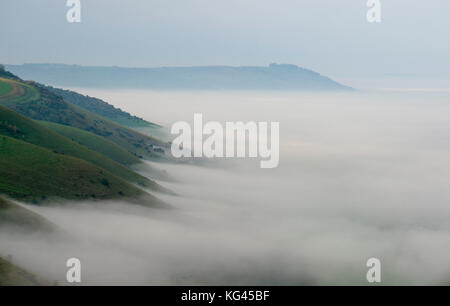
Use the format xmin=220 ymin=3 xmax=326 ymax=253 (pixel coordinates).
xmin=0 ymin=69 xmax=169 ymax=161
xmin=0 ymin=105 xmax=170 ymax=194
xmin=45 ymin=85 xmax=161 ymax=129
xmin=0 ymin=67 xmax=174 ymax=285
xmin=0 ymin=68 xmax=172 ymax=205
xmin=38 ymin=120 xmax=174 ymax=182
xmin=0 ymin=135 xmax=147 ymax=202
xmin=38 ymin=120 xmax=141 ymax=166
xmin=0 ymin=77 xmax=40 ymax=106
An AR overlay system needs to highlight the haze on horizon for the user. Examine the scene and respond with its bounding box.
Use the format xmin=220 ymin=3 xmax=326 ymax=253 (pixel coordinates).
xmin=1 ymin=0 xmax=450 ymax=82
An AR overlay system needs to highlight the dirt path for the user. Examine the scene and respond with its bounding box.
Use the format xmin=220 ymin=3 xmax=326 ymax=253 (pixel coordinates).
xmin=0 ymin=78 xmax=39 ymax=106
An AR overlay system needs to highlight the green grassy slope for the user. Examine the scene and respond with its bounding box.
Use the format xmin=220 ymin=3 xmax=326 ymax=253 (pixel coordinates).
xmin=39 ymin=120 xmax=141 ymax=166
xmin=0 ymin=77 xmax=40 ymax=106
xmin=0 ymin=256 xmax=50 ymax=286
xmin=8 ymin=81 xmax=168 ymax=159
xmin=0 ymin=73 xmax=169 ymax=160
xmin=0 ymin=135 xmax=146 ymax=202
xmin=45 ymin=85 xmax=161 ymax=128
xmin=39 ymin=120 xmax=175 ymax=184
xmin=0 ymin=196 xmax=55 ymax=233
xmin=0 ymin=105 xmax=167 ymax=192
xmin=0 ymin=80 xmax=12 ymax=96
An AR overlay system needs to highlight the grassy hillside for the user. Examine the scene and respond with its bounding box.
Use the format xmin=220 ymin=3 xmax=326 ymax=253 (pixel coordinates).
xmin=0 ymin=135 xmax=146 ymax=202
xmin=0 ymin=75 xmax=169 ymax=160
xmin=0 ymin=196 xmax=55 ymax=233
xmin=39 ymin=121 xmax=175 ymax=183
xmin=0 ymin=256 xmax=50 ymax=286
xmin=0 ymin=79 xmax=13 ymax=96
xmin=39 ymin=120 xmax=141 ymax=166
xmin=45 ymin=85 xmax=161 ymax=129
xmin=0 ymin=105 xmax=168 ymax=193
xmin=0 ymin=77 xmax=40 ymax=106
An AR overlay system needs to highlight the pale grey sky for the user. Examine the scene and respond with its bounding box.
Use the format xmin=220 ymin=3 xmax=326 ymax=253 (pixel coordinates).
xmin=1 ymin=0 xmax=449 ymax=79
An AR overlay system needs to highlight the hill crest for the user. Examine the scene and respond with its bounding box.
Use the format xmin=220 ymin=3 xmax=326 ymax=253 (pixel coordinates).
xmin=5 ymin=63 xmax=352 ymax=91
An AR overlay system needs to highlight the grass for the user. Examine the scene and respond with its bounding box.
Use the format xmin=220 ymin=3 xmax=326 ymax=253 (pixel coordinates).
xmin=61 ymin=102 xmax=168 ymax=159
xmin=0 ymin=78 xmax=40 ymax=106
xmin=0 ymin=71 xmax=173 ymax=203
xmin=45 ymin=85 xmax=162 ymax=129
xmin=7 ymin=81 xmax=168 ymax=160
xmin=113 ymin=116 xmax=161 ymax=128
xmin=0 ymin=135 xmax=145 ymax=202
xmin=39 ymin=120 xmax=141 ymax=166
xmin=0 ymin=105 xmax=168 ymax=192
xmin=1 ymin=74 xmax=168 ymax=160
xmin=0 ymin=79 xmax=13 ymax=96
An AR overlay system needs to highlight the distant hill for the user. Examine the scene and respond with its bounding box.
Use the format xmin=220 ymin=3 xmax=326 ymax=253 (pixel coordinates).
xmin=6 ymin=63 xmax=352 ymax=91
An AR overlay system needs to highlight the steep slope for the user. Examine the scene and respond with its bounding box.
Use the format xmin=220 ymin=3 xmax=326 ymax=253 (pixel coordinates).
xmin=0 ymin=105 xmax=167 ymax=192
xmin=45 ymin=85 xmax=161 ymax=129
xmin=0 ymin=73 xmax=168 ymax=160
xmin=0 ymin=135 xmax=146 ymax=202
xmin=38 ymin=120 xmax=141 ymax=166
xmin=39 ymin=120 xmax=175 ymax=183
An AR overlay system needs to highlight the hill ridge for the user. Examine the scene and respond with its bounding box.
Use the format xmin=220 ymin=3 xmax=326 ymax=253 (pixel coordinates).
xmin=5 ymin=63 xmax=352 ymax=91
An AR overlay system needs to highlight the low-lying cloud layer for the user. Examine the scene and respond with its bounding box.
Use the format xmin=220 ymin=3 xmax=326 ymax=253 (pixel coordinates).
xmin=2 ymin=90 xmax=450 ymax=285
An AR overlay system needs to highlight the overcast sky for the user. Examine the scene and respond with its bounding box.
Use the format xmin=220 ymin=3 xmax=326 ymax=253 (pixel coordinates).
xmin=1 ymin=0 xmax=449 ymax=79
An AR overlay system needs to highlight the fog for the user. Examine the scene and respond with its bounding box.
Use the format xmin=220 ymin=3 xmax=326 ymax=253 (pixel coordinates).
xmin=2 ymin=89 xmax=450 ymax=285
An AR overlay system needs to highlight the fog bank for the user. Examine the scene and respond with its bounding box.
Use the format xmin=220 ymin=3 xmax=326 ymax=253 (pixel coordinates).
xmin=2 ymin=89 xmax=450 ymax=285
